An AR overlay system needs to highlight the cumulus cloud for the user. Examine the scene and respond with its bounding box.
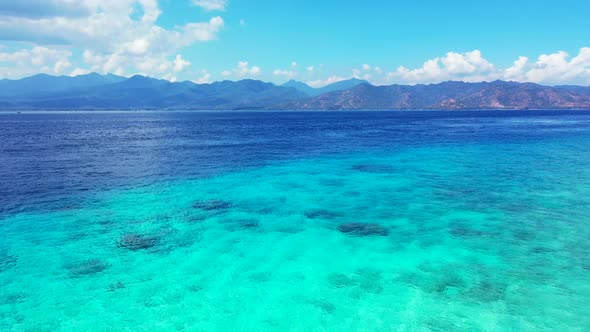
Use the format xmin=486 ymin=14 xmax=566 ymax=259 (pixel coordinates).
xmin=273 ymin=62 xmax=299 ymax=79
xmin=0 ymin=46 xmax=72 ymax=77
xmin=193 ymin=0 xmax=226 ymax=11
xmin=221 ymin=61 xmax=261 ymax=78
xmin=70 ymin=67 xmax=90 ymax=76
xmin=352 ymin=68 xmax=371 ymax=81
xmin=173 ymin=54 xmax=191 ymax=72
xmin=0 ymin=1 xmax=223 ymax=79
xmin=273 ymin=69 xmax=297 ymax=79
xmin=193 ymin=70 xmax=211 ymax=84
xmin=504 ymin=56 xmax=528 ymax=81
xmin=237 ymin=61 xmax=261 ymax=76
xmin=388 ymin=50 xmax=496 ymax=84
xmin=0 ymin=1 xmax=172 ymax=48
xmin=523 ymin=48 xmax=590 ymax=84
xmin=180 ymin=16 xmax=225 ymax=43
xmin=307 ymin=66 xmax=314 ymax=73
xmin=383 ymin=48 xmax=590 ymax=85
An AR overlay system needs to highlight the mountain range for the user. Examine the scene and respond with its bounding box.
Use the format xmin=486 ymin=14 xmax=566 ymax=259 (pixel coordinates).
xmin=1 ymin=73 xmax=590 ymax=110
xmin=282 ymin=78 xmax=369 ymax=96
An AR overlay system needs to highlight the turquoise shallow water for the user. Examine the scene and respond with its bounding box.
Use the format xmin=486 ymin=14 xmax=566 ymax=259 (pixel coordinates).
xmin=1 ymin=112 xmax=590 ymax=331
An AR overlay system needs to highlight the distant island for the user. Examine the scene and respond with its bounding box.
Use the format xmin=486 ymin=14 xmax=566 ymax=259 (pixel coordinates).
xmin=1 ymin=73 xmax=590 ymax=110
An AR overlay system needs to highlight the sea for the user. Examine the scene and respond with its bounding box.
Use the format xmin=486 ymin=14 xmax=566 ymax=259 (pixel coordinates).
xmin=0 ymin=110 xmax=589 ymax=331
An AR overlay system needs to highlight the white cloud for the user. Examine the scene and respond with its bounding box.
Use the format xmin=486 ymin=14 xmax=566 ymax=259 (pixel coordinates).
xmin=54 ymin=59 xmax=71 ymax=74
xmin=307 ymin=76 xmax=347 ymax=88
xmin=181 ymin=16 xmax=225 ymax=43
xmin=273 ymin=69 xmax=297 ymax=78
xmin=273 ymin=62 xmax=298 ymax=78
xmin=221 ymin=61 xmax=261 ymax=78
xmin=173 ymin=54 xmax=191 ymax=72
xmin=193 ymin=70 xmax=211 ymax=84
xmin=237 ymin=61 xmax=261 ymax=76
xmin=137 ymin=0 xmax=162 ymax=23
xmin=70 ymin=67 xmax=90 ymax=76
xmin=504 ymin=56 xmax=528 ymax=81
xmin=388 ymin=50 xmax=496 ymax=84
xmin=307 ymin=66 xmax=314 ymax=73
xmin=130 ymin=53 xmax=191 ymax=77
xmin=441 ymin=51 xmax=489 ymax=74
xmin=523 ymin=48 xmax=590 ymax=84
xmin=0 ymin=1 xmax=223 ymax=79
xmin=0 ymin=46 xmax=72 ymax=77
xmin=124 ymin=38 xmax=150 ymax=56
xmin=384 ymin=48 xmax=590 ymax=85
xmin=193 ymin=0 xmax=226 ymax=11
xmin=162 ymin=73 xmax=177 ymax=82
xmin=352 ymin=68 xmax=371 ymax=80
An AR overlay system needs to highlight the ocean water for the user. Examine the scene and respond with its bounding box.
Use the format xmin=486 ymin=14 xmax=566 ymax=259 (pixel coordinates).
xmin=1 ymin=110 xmax=590 ymax=331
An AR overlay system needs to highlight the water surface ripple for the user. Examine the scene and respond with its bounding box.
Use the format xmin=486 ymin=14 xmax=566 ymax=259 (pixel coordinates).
xmin=1 ymin=110 xmax=589 ymax=331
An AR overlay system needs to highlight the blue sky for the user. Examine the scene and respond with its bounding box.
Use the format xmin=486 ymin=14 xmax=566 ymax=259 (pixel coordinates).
xmin=0 ymin=0 xmax=589 ymax=86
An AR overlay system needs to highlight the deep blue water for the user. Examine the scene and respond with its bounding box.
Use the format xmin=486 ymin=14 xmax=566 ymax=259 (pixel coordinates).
xmin=2 ymin=110 xmax=589 ymax=216
xmin=1 ymin=110 xmax=590 ymax=331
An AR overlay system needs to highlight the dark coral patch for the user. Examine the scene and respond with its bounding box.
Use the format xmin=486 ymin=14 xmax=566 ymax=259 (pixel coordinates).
xmin=0 ymin=251 xmax=17 ymax=272
xmin=344 ymin=191 xmax=361 ymax=197
xmin=305 ymin=209 xmax=342 ymax=219
xmin=117 ymin=234 xmax=159 ymax=250
xmin=530 ymin=247 xmax=554 ymax=254
xmin=249 ymin=272 xmax=272 ymax=282
xmin=463 ymin=281 xmax=506 ymax=303
xmin=327 ymin=273 xmax=358 ymax=288
xmin=235 ymin=219 xmax=259 ymax=230
xmin=67 ymin=259 xmax=109 ymax=277
xmin=192 ymin=199 xmax=232 ymax=211
xmin=337 ymin=223 xmax=389 ymax=236
xmin=107 ymin=281 xmax=126 ymax=292
xmin=319 ymin=179 xmax=346 ymax=187
xmin=359 ymin=280 xmax=384 ymax=294
xmin=513 ymin=229 xmax=536 ymax=241
xmin=185 ymin=215 xmax=207 ymax=223
xmin=449 ymin=226 xmax=489 ymax=238
xmin=352 ymin=164 xmax=396 ymax=174
xmin=312 ymin=300 xmax=336 ymax=314
xmin=225 ymin=219 xmax=260 ymax=231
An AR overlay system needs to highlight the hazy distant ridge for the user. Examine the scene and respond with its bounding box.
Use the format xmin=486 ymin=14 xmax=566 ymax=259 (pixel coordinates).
xmin=1 ymin=73 xmax=590 ymax=110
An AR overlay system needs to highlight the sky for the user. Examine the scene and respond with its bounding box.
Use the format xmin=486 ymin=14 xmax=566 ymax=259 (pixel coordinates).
xmin=0 ymin=0 xmax=589 ymax=86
